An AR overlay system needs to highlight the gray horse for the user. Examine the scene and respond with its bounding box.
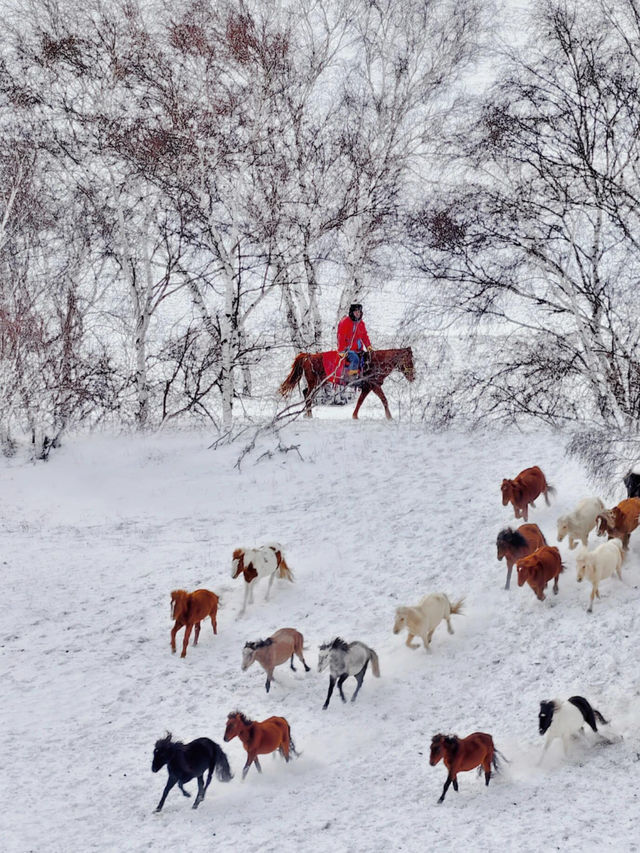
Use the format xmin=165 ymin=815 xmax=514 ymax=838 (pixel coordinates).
xmin=317 ymin=637 xmax=380 ymax=710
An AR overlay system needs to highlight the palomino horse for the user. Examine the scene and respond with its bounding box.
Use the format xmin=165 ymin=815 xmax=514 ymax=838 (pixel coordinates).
xmin=392 ymin=593 xmax=464 ymax=650
xmin=242 ymin=628 xmax=311 ymax=692
xmin=223 ymin=711 xmax=299 ymax=779
xmin=170 ymin=589 xmax=219 ymax=658
xmin=496 ymin=524 xmax=547 ymax=590
xmin=429 ymin=732 xmax=502 ymax=803
xmin=151 ymin=733 xmax=232 ymax=812
xmin=279 ymin=347 xmax=415 ymax=419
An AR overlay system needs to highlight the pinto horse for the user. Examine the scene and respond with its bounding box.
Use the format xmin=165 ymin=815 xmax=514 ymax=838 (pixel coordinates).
xmin=224 ymin=711 xmax=299 ymax=779
xmin=496 ymin=524 xmax=547 ymax=590
xmin=429 ymin=732 xmax=502 ymax=804
xmin=501 ymin=465 xmax=554 ymax=521
xmin=170 ymin=589 xmax=219 ymax=658
xmin=279 ymin=347 xmax=415 ymax=419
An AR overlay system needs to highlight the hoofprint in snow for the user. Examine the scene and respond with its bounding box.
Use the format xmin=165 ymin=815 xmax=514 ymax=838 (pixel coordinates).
xmin=2 ymin=422 xmax=640 ymax=853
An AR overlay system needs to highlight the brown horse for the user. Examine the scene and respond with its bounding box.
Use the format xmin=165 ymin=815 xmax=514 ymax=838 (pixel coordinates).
xmin=429 ymin=732 xmax=501 ymax=803
xmin=279 ymin=347 xmax=415 ymax=419
xmin=496 ymin=524 xmax=547 ymax=590
xmin=242 ymin=628 xmax=311 ymax=692
xmin=170 ymin=589 xmax=219 ymax=658
xmin=596 ymin=497 xmax=640 ymax=550
xmin=223 ymin=711 xmax=299 ymax=779
xmin=516 ymin=545 xmax=564 ymax=601
xmin=501 ymin=465 xmax=554 ymax=521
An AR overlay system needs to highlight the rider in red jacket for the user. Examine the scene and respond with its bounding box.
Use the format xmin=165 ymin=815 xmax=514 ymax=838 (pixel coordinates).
xmin=337 ymin=303 xmax=372 ymax=373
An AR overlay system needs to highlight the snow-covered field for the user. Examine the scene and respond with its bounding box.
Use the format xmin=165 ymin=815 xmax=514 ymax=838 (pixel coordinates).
xmin=3 ymin=413 xmax=639 ymax=853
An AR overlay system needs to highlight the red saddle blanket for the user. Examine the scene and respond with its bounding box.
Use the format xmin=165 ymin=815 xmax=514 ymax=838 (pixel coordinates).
xmin=322 ymin=351 xmax=360 ymax=385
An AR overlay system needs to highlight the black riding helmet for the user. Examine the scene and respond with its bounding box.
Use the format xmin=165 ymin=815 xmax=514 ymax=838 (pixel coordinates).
xmin=348 ymin=303 xmax=363 ymax=321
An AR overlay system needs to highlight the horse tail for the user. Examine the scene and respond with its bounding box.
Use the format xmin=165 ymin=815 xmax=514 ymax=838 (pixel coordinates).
xmin=594 ymin=709 xmax=609 ymax=727
xmin=368 ymin=647 xmax=381 ymax=678
xmin=286 ymin=722 xmax=300 ymax=757
xmin=568 ymin=696 xmax=606 ymax=732
xmin=493 ymin=749 xmax=509 ymax=772
xmin=449 ymin=597 xmax=465 ymax=616
xmin=212 ymin=743 xmax=234 ymax=782
xmin=276 ymin=552 xmax=294 ymax=582
xmin=545 ymin=483 xmax=556 ymax=504
xmin=280 ymin=354 xmax=307 ymax=397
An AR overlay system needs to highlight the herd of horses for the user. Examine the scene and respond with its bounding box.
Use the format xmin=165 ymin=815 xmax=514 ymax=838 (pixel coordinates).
xmin=152 ymin=452 xmax=639 ymax=811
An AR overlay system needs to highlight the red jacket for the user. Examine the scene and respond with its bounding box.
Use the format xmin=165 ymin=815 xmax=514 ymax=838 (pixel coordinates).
xmin=337 ymin=316 xmax=371 ymax=352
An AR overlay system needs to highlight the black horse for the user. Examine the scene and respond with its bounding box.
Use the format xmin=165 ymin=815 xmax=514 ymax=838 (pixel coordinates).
xmin=152 ymin=733 xmax=233 ymax=812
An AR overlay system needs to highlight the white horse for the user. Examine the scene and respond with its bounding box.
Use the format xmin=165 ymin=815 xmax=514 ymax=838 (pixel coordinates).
xmin=575 ymin=539 xmax=624 ymax=612
xmin=538 ymin=696 xmax=609 ymax=763
xmin=231 ymin=543 xmax=294 ymax=616
xmin=557 ymin=497 xmax=606 ymax=549
xmin=392 ymin=593 xmax=464 ymax=650
xmin=317 ymin=637 xmax=380 ymax=710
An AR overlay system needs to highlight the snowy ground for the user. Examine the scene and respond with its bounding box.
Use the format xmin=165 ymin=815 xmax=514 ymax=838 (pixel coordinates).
xmin=2 ymin=409 xmax=640 ymax=853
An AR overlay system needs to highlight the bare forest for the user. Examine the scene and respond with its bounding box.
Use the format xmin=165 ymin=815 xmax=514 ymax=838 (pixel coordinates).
xmin=2 ymin=0 xmax=640 ymax=474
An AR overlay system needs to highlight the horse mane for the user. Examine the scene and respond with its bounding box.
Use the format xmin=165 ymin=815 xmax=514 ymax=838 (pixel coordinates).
xmin=330 ymin=637 xmax=349 ymax=651
xmin=229 ymin=710 xmax=252 ymax=726
xmin=497 ymin=527 xmax=527 ymax=549
xmin=443 ymin=735 xmax=459 ymax=755
xmin=155 ymin=731 xmax=176 ymax=750
xmin=246 ymin=638 xmax=272 ymax=650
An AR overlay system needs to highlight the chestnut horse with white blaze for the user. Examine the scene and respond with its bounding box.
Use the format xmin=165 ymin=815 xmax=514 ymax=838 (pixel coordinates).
xmin=496 ymin=524 xmax=547 ymax=590
xmin=170 ymin=589 xmax=219 ymax=658
xmin=242 ymin=628 xmax=311 ymax=692
xmin=279 ymin=347 xmax=415 ymax=419
xmin=223 ymin=711 xmax=299 ymax=779
xmin=516 ymin=545 xmax=564 ymax=601
xmin=429 ymin=733 xmax=503 ymax=803
xmin=501 ymin=465 xmax=554 ymax=521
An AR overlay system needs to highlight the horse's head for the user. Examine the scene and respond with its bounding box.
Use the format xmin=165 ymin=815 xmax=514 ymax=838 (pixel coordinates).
xmin=539 ymin=701 xmax=556 ymax=735
xmin=152 ymin=733 xmax=173 ymax=772
xmin=595 ymin=510 xmax=614 ymax=537
xmin=556 ymin=516 xmax=569 ymax=542
xmin=231 ymin=548 xmax=245 ymax=579
xmin=317 ymin=642 xmax=332 ymax=672
xmin=429 ymin=734 xmax=445 ymax=765
xmin=170 ymin=590 xmax=188 ymax=621
xmin=575 ymin=546 xmax=589 ymax=582
xmin=400 ymin=348 xmax=415 ymax=383
xmin=224 ymin=711 xmax=249 ymax=742
xmin=242 ymin=642 xmax=258 ymax=671
xmin=500 ymin=479 xmax=513 ymax=506
xmin=393 ymin=608 xmax=408 ymax=634
xmin=516 ymin=557 xmax=532 ymax=587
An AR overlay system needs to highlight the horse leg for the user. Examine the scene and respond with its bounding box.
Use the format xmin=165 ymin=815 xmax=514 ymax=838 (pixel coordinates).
xmin=553 ymin=575 xmax=559 ymax=594
xmin=211 ymin=611 xmax=217 ymax=635
xmin=352 ymin=385 xmax=371 ymax=419
xmin=338 ymin=673 xmax=349 ymax=702
xmin=265 ymin=571 xmax=276 ymax=601
xmin=265 ymin=667 xmax=273 ymax=693
xmin=452 ymin=776 xmax=459 ymax=792
xmin=193 ymin=775 xmax=205 ymax=809
xmin=253 ymin=757 xmax=262 ymax=774
xmin=323 ymin=676 xmax=336 ymax=710
xmin=181 ymin=623 xmax=193 ymax=658
xmin=155 ymin=775 xmax=177 ymax=812
xmin=289 ymin=653 xmax=297 ymax=672
xmin=178 ymin=782 xmax=191 ymax=798
xmin=623 ymin=533 xmax=630 ymax=550
xmin=371 ymin=384 xmax=392 ymax=420
xmin=522 ymin=506 xmax=529 ymax=522
xmin=302 ymin=386 xmax=313 ymax=418
xmin=505 ymin=560 xmax=513 ymax=590
xmin=170 ymin=621 xmax=182 ymax=653
xmin=483 ymin=758 xmax=492 ymax=786
xmin=425 ymin=629 xmax=435 ymax=648
xmin=588 ymin=585 xmax=595 ymax=613
xmin=438 ymin=774 xmax=453 ymax=804
xmin=446 ymin=616 xmax=454 ymax=634
xmin=405 ymin=632 xmax=419 ymax=649
xmin=351 ymin=661 xmax=369 ymax=702
xmin=295 ymin=645 xmax=311 ymax=672
xmin=194 ymin=620 xmax=201 ymax=645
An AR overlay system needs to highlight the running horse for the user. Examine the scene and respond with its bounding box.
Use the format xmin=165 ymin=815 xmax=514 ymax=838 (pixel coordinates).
xmin=429 ymin=732 xmax=503 ymax=803
xmin=279 ymin=348 xmax=415 ymax=419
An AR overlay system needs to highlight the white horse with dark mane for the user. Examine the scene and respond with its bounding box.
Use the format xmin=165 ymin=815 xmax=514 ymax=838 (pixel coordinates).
xmin=538 ymin=696 xmax=609 ymax=763
xmin=317 ymin=637 xmax=380 ymax=710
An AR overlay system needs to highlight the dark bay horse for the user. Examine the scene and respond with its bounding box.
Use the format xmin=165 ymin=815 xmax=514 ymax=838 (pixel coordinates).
xmin=152 ymin=733 xmax=232 ymax=812
xmin=279 ymin=347 xmax=415 ymax=419
xmin=429 ymin=732 xmax=502 ymax=803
